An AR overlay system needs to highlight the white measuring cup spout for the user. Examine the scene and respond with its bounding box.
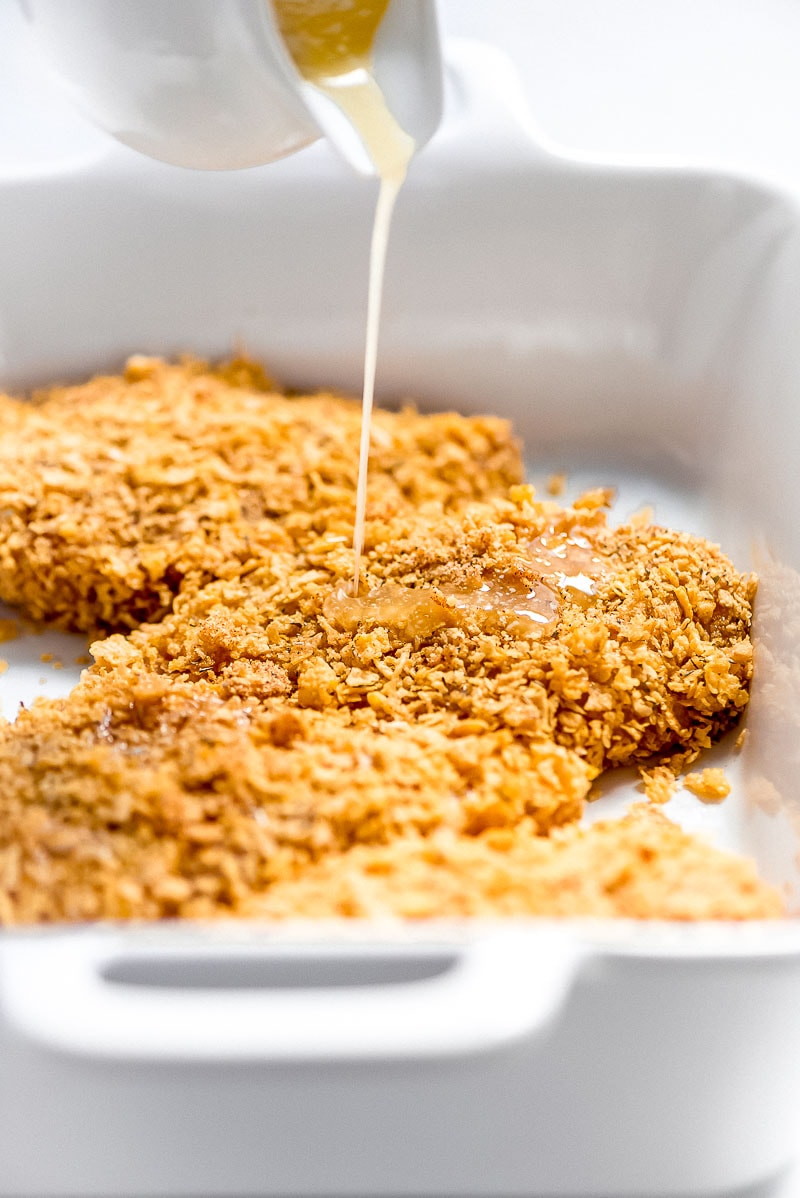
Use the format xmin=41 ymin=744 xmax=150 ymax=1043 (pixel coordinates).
xmin=18 ymin=0 xmax=443 ymax=173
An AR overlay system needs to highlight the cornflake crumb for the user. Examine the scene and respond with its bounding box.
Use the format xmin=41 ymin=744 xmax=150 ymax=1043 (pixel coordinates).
xmin=40 ymin=652 xmax=53 ymax=664
xmin=74 ymin=654 xmax=92 ymax=667
xmin=640 ymin=765 xmax=676 ymax=806
xmin=547 ymin=473 xmax=567 ymax=497
xmin=0 ymin=356 xmax=779 ymax=925
xmin=0 ymin=660 xmax=7 ymax=676
xmin=735 ymin=726 xmax=749 ymax=750
xmin=0 ymin=356 xmax=522 ymax=633
xmin=628 ymin=506 xmax=655 ymax=531
xmin=0 ymin=619 xmax=17 ymax=644
xmin=683 ymin=768 xmax=731 ymax=804
xmin=248 ymin=807 xmax=781 ymax=922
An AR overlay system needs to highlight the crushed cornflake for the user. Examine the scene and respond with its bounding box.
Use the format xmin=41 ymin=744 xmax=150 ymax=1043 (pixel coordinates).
xmin=249 ymin=806 xmax=780 ymax=922
xmin=0 ymin=619 xmax=18 ymax=644
xmin=640 ymin=765 xmax=677 ymax=806
xmin=546 ymin=472 xmax=567 ymax=497
xmin=683 ymin=768 xmax=731 ymax=804
xmin=627 ymin=506 xmax=655 ymax=531
xmin=0 ymin=357 xmax=522 ymax=633
xmin=0 ymin=357 xmax=778 ymax=924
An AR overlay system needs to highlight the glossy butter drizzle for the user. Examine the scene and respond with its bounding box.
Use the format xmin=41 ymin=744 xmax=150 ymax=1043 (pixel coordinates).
xmin=525 ymin=531 xmax=611 ymax=606
xmin=273 ymin=0 xmax=415 ymax=594
xmin=324 ymin=531 xmax=611 ymax=641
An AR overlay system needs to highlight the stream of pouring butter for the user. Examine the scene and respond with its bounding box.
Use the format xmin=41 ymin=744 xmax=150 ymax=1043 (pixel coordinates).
xmin=271 ymin=1 xmax=415 ymax=594
xmin=321 ymin=78 xmax=414 ymax=593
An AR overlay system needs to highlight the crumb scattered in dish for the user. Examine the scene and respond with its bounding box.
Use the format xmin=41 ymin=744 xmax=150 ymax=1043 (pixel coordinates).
xmin=0 ymin=357 xmax=776 ymax=924
xmin=683 ymin=768 xmax=731 ymax=803
xmin=547 ymin=472 xmax=567 ymax=497
xmin=640 ymin=765 xmax=676 ymax=806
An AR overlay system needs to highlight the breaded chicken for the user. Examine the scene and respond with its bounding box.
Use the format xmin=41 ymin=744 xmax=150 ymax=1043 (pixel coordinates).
xmin=0 ymin=676 xmax=589 ymax=923
xmin=246 ymin=806 xmax=783 ymax=922
xmin=0 ymin=482 xmax=766 ymax=924
xmin=0 ymin=356 xmax=776 ymax=925
xmin=0 ymin=357 xmax=521 ymax=632
xmin=93 ymin=488 xmax=755 ymax=773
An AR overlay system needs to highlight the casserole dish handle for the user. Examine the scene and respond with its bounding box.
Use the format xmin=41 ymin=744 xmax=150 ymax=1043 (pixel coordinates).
xmin=0 ymin=928 xmax=583 ymax=1062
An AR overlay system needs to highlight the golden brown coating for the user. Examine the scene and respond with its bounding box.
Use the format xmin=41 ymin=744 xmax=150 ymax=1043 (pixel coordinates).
xmin=245 ymin=805 xmax=783 ymax=921
xmin=0 ymin=357 xmax=521 ymax=632
xmin=0 ymin=356 xmax=775 ymax=925
xmin=93 ymin=487 xmax=755 ymax=774
xmin=0 ymin=668 xmax=778 ymax=924
xmin=0 ymin=676 xmax=588 ymax=923
xmin=0 ymin=478 xmax=766 ymax=924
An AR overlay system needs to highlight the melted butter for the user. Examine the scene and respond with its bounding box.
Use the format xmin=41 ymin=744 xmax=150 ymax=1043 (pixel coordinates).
xmin=272 ymin=0 xmax=415 ymax=594
xmin=526 ymin=532 xmax=611 ymax=605
xmin=440 ymin=574 xmax=560 ymax=632
xmin=323 ymin=581 xmax=453 ymax=639
xmin=324 ymin=535 xmax=610 ymax=644
xmin=324 ymin=572 xmax=560 ymax=641
xmin=273 ymin=1 xmax=391 ymax=77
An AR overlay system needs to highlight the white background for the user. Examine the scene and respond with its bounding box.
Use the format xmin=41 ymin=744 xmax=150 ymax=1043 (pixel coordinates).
xmin=4 ymin=0 xmax=800 ymax=1193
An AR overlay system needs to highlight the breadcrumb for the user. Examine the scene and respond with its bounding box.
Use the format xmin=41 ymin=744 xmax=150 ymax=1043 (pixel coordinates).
xmin=640 ymin=765 xmax=676 ymax=805
xmin=0 ymin=358 xmax=522 ymax=632
xmin=0 ymin=681 xmax=588 ymax=923
xmin=683 ymin=768 xmax=731 ymax=803
xmin=95 ymin=493 xmax=755 ymax=774
xmin=0 ymin=357 xmax=776 ymax=924
xmin=246 ymin=806 xmax=781 ymax=922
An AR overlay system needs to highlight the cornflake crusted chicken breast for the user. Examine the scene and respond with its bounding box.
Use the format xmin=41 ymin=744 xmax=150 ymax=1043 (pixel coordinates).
xmin=0 ymin=357 xmax=781 ymax=923
xmin=0 ymin=357 xmax=522 ymax=632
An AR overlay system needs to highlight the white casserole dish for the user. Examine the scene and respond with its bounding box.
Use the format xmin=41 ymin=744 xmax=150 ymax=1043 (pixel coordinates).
xmin=2 ymin=38 xmax=800 ymax=1197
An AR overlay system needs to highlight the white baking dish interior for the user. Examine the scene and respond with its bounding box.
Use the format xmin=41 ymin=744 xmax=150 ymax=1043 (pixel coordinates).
xmin=1 ymin=41 xmax=800 ymax=1197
